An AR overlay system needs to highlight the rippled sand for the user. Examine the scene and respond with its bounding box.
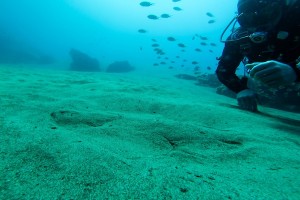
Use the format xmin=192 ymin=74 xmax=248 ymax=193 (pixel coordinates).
xmin=1 ymin=65 xmax=300 ymax=199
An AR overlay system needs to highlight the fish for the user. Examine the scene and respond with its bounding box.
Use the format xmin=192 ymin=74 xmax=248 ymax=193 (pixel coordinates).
xmin=199 ymin=36 xmax=208 ymax=40
xmin=147 ymin=14 xmax=159 ymax=20
xmin=152 ymin=43 xmax=159 ymax=47
xmin=167 ymin=37 xmax=176 ymax=41
xmin=140 ymin=1 xmax=154 ymax=7
xmin=138 ymin=29 xmax=147 ymax=33
xmin=161 ymin=14 xmax=171 ymax=18
xmin=192 ymin=61 xmax=198 ymax=65
xmin=152 ymin=39 xmax=157 ymax=42
xmin=173 ymin=7 xmax=182 ymax=11
xmin=200 ymin=42 xmax=207 ymax=46
xmin=168 ymin=66 xmax=174 ymax=69
xmin=195 ymin=48 xmax=202 ymax=52
xmin=156 ymin=51 xmax=165 ymax=55
xmin=160 ymin=61 xmax=166 ymax=65
xmin=172 ymin=0 xmax=181 ymax=2
xmin=154 ymin=49 xmax=165 ymax=55
xmin=208 ymin=19 xmax=216 ymax=24
xmin=206 ymin=12 xmax=214 ymax=17
xmin=153 ymin=63 xmax=159 ymax=66
xmin=178 ymin=43 xmax=186 ymax=48
xmin=207 ymin=66 xmax=212 ymax=70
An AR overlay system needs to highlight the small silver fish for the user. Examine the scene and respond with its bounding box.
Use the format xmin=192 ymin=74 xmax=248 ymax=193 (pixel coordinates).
xmin=206 ymin=12 xmax=214 ymax=17
xmin=199 ymin=36 xmax=208 ymax=40
xmin=208 ymin=19 xmax=216 ymax=24
xmin=147 ymin=14 xmax=159 ymax=20
xmin=140 ymin=1 xmax=154 ymax=7
xmin=138 ymin=29 xmax=147 ymax=33
xmin=173 ymin=7 xmax=182 ymax=11
xmin=167 ymin=37 xmax=176 ymax=41
xmin=161 ymin=14 xmax=171 ymax=18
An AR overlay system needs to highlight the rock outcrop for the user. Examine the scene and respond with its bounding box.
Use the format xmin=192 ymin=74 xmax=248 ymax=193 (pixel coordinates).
xmin=106 ymin=61 xmax=135 ymax=73
xmin=69 ymin=48 xmax=100 ymax=72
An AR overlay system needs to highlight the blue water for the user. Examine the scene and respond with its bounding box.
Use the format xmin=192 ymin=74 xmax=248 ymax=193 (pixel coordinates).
xmin=0 ymin=0 xmax=238 ymax=74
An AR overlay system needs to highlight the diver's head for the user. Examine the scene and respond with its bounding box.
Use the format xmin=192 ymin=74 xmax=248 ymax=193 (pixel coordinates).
xmin=237 ymin=0 xmax=285 ymax=30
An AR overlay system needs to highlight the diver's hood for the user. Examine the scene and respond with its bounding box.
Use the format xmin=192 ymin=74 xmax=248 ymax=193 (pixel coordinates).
xmin=237 ymin=0 xmax=285 ymax=30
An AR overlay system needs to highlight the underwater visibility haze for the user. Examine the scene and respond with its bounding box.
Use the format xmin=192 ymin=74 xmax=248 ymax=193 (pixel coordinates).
xmin=2 ymin=0 xmax=300 ymax=199
xmin=0 ymin=0 xmax=238 ymax=73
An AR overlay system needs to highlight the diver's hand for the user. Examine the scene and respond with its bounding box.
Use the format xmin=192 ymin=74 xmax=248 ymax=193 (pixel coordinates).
xmin=237 ymin=89 xmax=258 ymax=112
xmin=246 ymin=60 xmax=297 ymax=87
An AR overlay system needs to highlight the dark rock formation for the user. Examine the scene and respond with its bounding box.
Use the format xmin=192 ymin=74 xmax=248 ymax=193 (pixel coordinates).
xmin=69 ymin=48 xmax=100 ymax=72
xmin=183 ymin=72 xmax=300 ymax=112
xmin=252 ymin=83 xmax=300 ymax=112
xmin=216 ymin=85 xmax=236 ymax=98
xmin=216 ymin=78 xmax=300 ymax=112
xmin=174 ymin=74 xmax=197 ymax=81
xmin=174 ymin=73 xmax=222 ymax=87
xmin=195 ymin=73 xmax=222 ymax=88
xmin=106 ymin=61 xmax=135 ymax=73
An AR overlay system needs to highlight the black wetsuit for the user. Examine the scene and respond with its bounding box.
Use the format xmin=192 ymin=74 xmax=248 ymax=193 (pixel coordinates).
xmin=216 ymin=1 xmax=300 ymax=93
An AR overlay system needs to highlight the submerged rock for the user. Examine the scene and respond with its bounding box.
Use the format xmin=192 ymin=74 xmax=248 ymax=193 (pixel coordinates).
xmin=106 ymin=61 xmax=135 ymax=73
xmin=174 ymin=74 xmax=197 ymax=81
xmin=69 ymin=48 xmax=100 ymax=72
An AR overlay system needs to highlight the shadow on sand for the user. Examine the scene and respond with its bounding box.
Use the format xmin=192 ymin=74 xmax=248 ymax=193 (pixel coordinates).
xmin=221 ymin=103 xmax=300 ymax=136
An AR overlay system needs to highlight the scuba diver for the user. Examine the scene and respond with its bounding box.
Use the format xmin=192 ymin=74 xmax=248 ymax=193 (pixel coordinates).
xmin=216 ymin=0 xmax=300 ymax=112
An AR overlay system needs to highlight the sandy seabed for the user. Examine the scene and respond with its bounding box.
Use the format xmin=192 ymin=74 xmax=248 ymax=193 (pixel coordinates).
xmin=0 ymin=65 xmax=300 ymax=200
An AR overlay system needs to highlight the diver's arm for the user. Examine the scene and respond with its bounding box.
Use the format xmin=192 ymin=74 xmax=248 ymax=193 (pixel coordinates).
xmin=216 ymin=43 xmax=246 ymax=93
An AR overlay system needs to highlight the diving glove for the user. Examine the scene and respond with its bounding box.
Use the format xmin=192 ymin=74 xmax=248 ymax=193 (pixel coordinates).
xmin=246 ymin=60 xmax=297 ymax=87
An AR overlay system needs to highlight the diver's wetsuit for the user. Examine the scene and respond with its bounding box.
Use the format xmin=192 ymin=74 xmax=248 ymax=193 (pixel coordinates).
xmin=216 ymin=1 xmax=300 ymax=93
